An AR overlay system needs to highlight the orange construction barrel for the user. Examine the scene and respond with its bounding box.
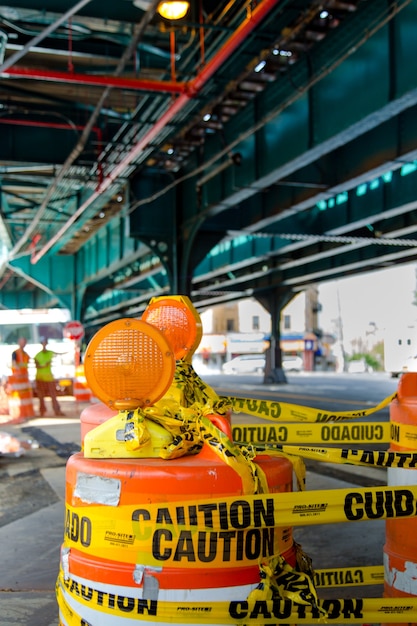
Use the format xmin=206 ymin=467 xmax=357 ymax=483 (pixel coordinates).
xmin=56 ymin=419 xmax=296 ymax=625
xmin=57 ymin=313 xmax=296 ymax=624
xmin=384 ymin=372 xmax=417 ymax=625
xmin=7 ymin=371 xmax=35 ymax=421
xmin=73 ymin=364 xmax=92 ymax=403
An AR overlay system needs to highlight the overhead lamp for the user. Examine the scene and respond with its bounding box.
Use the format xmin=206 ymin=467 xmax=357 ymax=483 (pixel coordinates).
xmin=157 ymin=1 xmax=190 ymax=20
xmin=254 ymin=60 xmax=266 ymax=73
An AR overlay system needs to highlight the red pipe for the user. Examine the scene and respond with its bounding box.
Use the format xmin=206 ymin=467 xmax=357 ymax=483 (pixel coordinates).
xmin=0 ymin=117 xmax=101 ymax=137
xmin=4 ymin=0 xmax=279 ymax=97
xmin=170 ymin=30 xmax=176 ymax=82
xmin=188 ymin=0 xmax=280 ymax=96
xmin=199 ymin=0 xmax=205 ymax=68
xmin=68 ymin=17 xmax=74 ymax=73
xmin=30 ymin=0 xmax=280 ymax=264
xmin=2 ymin=67 xmax=187 ymax=94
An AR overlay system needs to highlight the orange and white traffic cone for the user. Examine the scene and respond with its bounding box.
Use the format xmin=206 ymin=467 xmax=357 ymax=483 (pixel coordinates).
xmin=384 ymin=372 xmax=417 ymax=626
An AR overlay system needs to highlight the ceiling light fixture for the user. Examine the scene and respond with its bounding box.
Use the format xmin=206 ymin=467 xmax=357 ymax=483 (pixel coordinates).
xmin=254 ymin=60 xmax=266 ymax=73
xmin=157 ymin=1 xmax=190 ymax=20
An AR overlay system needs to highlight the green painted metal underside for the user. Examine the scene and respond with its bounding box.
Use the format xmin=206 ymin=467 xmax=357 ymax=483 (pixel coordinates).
xmin=1 ymin=0 xmax=417 ymax=336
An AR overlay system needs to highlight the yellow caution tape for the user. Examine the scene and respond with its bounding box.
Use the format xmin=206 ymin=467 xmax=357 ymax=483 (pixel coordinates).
xmin=258 ymin=445 xmax=306 ymax=492
xmin=63 ymin=501 xmax=293 ymax=568
xmin=314 ymin=565 xmax=384 ymax=588
xmin=247 ymin=545 xmax=325 ymax=618
xmin=63 ymin=484 xmax=417 ymax=568
xmin=56 ymin=580 xmax=79 ymax=625
xmin=145 ymin=401 xmax=205 ymax=459
xmin=56 ymin=571 xmax=417 ymax=624
xmin=118 ymin=362 xmax=230 ymax=460
xmin=391 ymin=420 xmax=417 ymax=447
xmin=197 ymin=415 xmax=307 ymax=494
xmin=262 ymin=445 xmax=417 ymax=469
xmin=171 ymin=361 xmax=230 ymax=413
xmin=110 ymin=382 xmax=307 ymax=493
xmin=197 ymin=414 xmax=266 ymax=495
xmin=225 ymin=392 xmax=396 ymax=423
xmin=232 ymin=421 xmax=390 ymax=445
xmin=123 ymin=407 xmax=150 ymax=451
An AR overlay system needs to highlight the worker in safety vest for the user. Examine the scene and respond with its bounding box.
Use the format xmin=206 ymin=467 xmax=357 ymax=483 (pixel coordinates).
xmin=35 ymin=337 xmax=65 ymax=417
xmin=11 ymin=337 xmax=30 ymax=377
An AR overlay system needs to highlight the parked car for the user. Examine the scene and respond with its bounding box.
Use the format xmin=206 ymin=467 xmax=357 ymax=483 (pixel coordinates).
xmin=222 ymin=354 xmax=265 ymax=374
xmin=222 ymin=353 xmax=303 ymax=374
xmin=282 ymin=355 xmax=303 ymax=372
xmin=347 ymin=358 xmax=369 ymax=373
xmin=401 ymin=355 xmax=417 ymax=373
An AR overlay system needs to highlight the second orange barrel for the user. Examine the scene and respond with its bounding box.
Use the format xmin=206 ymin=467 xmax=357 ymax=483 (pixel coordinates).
xmin=384 ymin=372 xmax=417 ymax=626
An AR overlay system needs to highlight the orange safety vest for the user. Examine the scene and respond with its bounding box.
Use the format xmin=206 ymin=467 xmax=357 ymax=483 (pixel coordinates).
xmin=12 ymin=348 xmax=30 ymax=376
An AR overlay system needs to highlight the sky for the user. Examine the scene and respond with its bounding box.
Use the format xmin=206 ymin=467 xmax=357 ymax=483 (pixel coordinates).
xmin=317 ymin=262 xmax=417 ymax=343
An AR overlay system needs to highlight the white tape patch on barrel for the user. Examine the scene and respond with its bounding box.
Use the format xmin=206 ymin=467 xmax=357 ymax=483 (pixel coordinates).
xmin=74 ymin=472 xmax=121 ymax=506
xmin=67 ymin=571 xmax=258 ymax=602
xmin=387 ymin=466 xmax=417 ymax=487
xmin=384 ymin=552 xmax=417 ymax=596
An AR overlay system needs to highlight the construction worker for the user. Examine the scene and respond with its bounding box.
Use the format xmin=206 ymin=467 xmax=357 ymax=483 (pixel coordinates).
xmin=9 ymin=336 xmax=34 ymax=418
xmin=11 ymin=337 xmax=30 ymax=376
xmin=34 ymin=337 xmax=65 ymax=417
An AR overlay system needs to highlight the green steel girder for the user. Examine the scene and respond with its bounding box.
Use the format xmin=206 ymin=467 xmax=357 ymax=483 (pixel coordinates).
xmin=7 ymin=254 xmax=75 ymax=311
xmin=167 ymin=1 xmax=417 ymax=294
xmin=184 ymin=0 xmax=417 ymax=228
xmin=74 ymin=213 xmax=173 ymax=326
xmin=81 ymin=89 xmax=417 ymax=320
xmin=82 ymin=271 xmax=171 ymax=337
xmin=0 ymin=123 xmax=96 ymax=166
xmin=3 ymin=207 xmax=173 ymax=325
xmin=4 ymin=0 xmax=417 ymax=323
xmin=187 ymin=98 xmax=417 ymax=275
xmin=192 ymin=234 xmax=417 ymax=305
xmin=193 ymin=162 xmax=417 ymax=289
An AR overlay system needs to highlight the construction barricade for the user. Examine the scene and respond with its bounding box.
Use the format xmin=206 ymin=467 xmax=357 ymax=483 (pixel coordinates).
xmin=56 ymin=296 xmax=417 ymax=625
xmin=7 ymin=371 xmax=35 ymax=421
xmin=384 ymin=372 xmax=417 ymax=620
xmin=73 ymin=364 xmax=92 ymax=403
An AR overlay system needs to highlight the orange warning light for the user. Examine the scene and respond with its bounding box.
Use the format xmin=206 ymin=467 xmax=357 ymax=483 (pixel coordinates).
xmin=142 ymin=295 xmax=202 ymax=361
xmin=84 ymin=318 xmax=175 ymax=410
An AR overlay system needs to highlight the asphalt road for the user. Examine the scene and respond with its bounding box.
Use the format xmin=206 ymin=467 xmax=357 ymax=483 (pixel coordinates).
xmin=201 ymin=369 xmax=399 ymax=486
xmin=203 ymin=369 xmax=399 ymax=421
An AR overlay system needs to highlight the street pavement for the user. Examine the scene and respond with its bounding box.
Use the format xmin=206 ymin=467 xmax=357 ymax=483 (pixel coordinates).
xmin=0 ymin=383 xmax=388 ymax=626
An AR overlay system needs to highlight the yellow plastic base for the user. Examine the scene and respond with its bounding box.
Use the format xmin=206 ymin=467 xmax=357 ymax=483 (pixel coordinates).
xmin=83 ymin=413 xmax=173 ymax=458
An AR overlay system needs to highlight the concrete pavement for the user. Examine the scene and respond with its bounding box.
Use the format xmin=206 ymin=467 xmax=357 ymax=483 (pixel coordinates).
xmin=0 ymin=395 xmax=388 ymax=626
xmin=0 ymin=397 xmax=83 ymax=626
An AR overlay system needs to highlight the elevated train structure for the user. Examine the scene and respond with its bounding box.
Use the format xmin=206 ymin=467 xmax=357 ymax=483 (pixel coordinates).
xmin=0 ymin=0 xmax=417 ymax=353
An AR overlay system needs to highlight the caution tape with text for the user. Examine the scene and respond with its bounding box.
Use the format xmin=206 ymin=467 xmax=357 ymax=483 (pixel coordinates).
xmin=63 ymin=484 xmax=417 ymax=569
xmin=224 ymin=392 xmax=396 ymax=423
xmin=56 ymin=570 xmax=417 ymax=625
xmin=233 ymin=420 xmax=417 ymax=448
